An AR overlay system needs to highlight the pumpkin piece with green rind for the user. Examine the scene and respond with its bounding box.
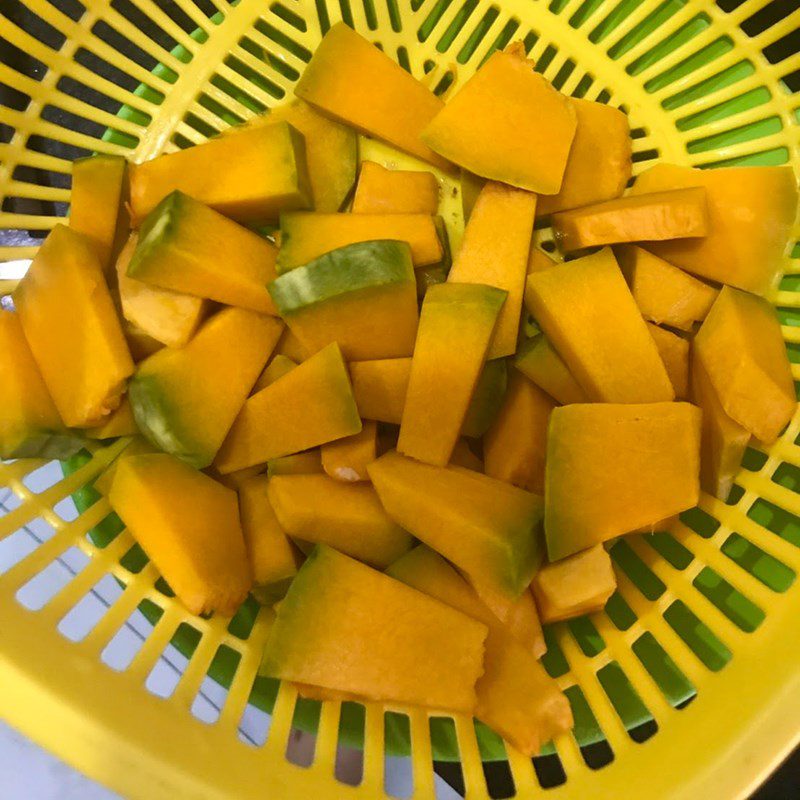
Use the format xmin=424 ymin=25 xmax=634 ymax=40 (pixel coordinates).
xmin=261 ymin=545 xmax=487 ymax=712
xmin=461 ymin=358 xmax=508 ymax=439
xmin=268 ymin=474 xmax=413 ymax=568
xmin=215 ymin=343 xmax=362 ymax=474
xmin=128 ymin=191 xmax=280 ymax=315
xmin=0 ymin=310 xmax=87 ymax=460
xmin=129 ymin=121 xmax=311 ymax=225
xmin=514 ymin=334 xmax=588 ymax=405
xmin=321 ymin=421 xmax=378 ymax=483
xmin=368 ymin=450 xmax=544 ymax=603
xmin=531 ymin=544 xmax=617 ymax=623
xmin=116 ymin=234 xmax=208 ymax=349
xmin=545 ymin=403 xmax=701 ymax=561
xmin=294 ymin=24 xmax=449 ymax=170
xmin=269 ymin=240 xmax=419 ymax=360
xmin=422 ymin=48 xmax=576 ymax=194
xmin=694 ymin=285 xmax=795 ymax=444
xmin=14 ymin=225 xmax=134 ymax=428
xmin=399 ymin=283 xmax=506 ymax=466
xmin=353 ymin=161 xmax=440 ymax=214
xmin=109 ymin=453 xmax=251 ymax=616
xmin=552 ymin=187 xmax=709 ymax=253
xmin=277 ymin=212 xmax=443 ymax=273
xmin=484 ymin=372 xmax=554 ymax=495
xmin=448 ymin=182 xmax=536 ymax=358
xmin=69 ymin=154 xmax=129 ymax=273
xmin=388 ymin=546 xmax=570 ymax=755
xmin=524 ymin=248 xmax=674 ymax=403
xmin=615 ymin=244 xmax=718 ymax=332
xmin=130 ymin=308 xmax=283 ymax=468
xmin=630 ymin=163 xmax=799 ymax=296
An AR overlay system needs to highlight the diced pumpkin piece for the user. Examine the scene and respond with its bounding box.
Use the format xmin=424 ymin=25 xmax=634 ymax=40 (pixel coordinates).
xmin=474 ymin=581 xmax=545 ymax=658
xmin=276 ymin=327 xmax=309 ymax=362
xmin=238 ymin=476 xmax=302 ymax=597
xmin=616 ymin=245 xmax=718 ymax=331
xmin=399 ymin=283 xmax=506 ymax=465
xmin=532 ymin=545 xmax=616 ymax=623
xmin=269 ymin=240 xmax=419 ymax=360
xmin=322 ymin=421 xmax=377 ymax=482
xmin=552 ymin=187 xmax=709 ymax=253
xmin=387 ymin=548 xmax=568 ymax=755
xmin=267 ymin=450 xmax=323 ymax=476
xmin=0 ymin=310 xmax=85 ymax=459
xmin=448 ymin=182 xmax=536 ymax=358
xmin=514 ymin=334 xmax=588 ymax=404
xmin=422 ymin=49 xmax=576 ymax=193
xmin=14 ymin=225 xmax=134 ymax=427
xmin=294 ymin=24 xmax=449 ymax=169
xmin=691 ymin=353 xmax=750 ymax=500
xmin=527 ymin=247 xmax=557 ymax=274
xmin=128 ymin=191 xmax=279 ymax=315
xmin=537 ymin=99 xmax=631 ymax=216
xmin=123 ymin=321 xmax=164 ymax=362
xmin=109 ymin=453 xmax=251 ymax=615
xmin=462 ymin=358 xmax=508 ymax=438
xmin=695 ymin=286 xmax=795 ymax=444
xmin=262 ymin=545 xmax=486 ymax=711
xmin=350 ymin=358 xmax=410 ymax=424
xmin=461 ymin=169 xmax=485 ymax=222
xmin=116 ymin=234 xmax=208 ymax=348
xmin=268 ymin=474 xmax=413 ymax=567
xmin=546 ymin=403 xmax=701 ymax=560
xmin=85 ymin=396 xmax=139 ymax=440
xmin=268 ymin=100 xmax=357 ymax=213
xmin=92 ymin=437 xmax=156 ymax=497
xmin=525 ymin=248 xmax=674 ymax=403
xmin=130 ymin=308 xmax=283 ymax=468
xmin=277 ymin=212 xmax=443 ymax=272
xmin=647 ymin=323 xmax=689 ymax=399
xmin=369 ymin=450 xmax=544 ymax=601
xmin=450 ymin=439 xmax=483 ymax=472
xmin=253 ymin=354 xmax=297 ymax=394
xmin=129 ymin=121 xmax=311 ymax=225
xmin=69 ymin=154 xmax=128 ymax=272
xmin=630 ymin=164 xmax=799 ymax=295
xmin=484 ymin=372 xmax=554 ymax=494
xmin=216 ymin=343 xmax=362 ymax=473
xmin=353 ymin=161 xmax=439 ymax=214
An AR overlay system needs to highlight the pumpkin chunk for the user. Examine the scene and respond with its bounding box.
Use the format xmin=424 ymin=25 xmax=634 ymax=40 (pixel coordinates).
xmin=353 ymin=161 xmax=440 ymax=214
xmin=321 ymin=421 xmax=378 ymax=482
xmin=514 ymin=334 xmax=588 ymax=405
xmin=647 ymin=323 xmax=689 ymax=400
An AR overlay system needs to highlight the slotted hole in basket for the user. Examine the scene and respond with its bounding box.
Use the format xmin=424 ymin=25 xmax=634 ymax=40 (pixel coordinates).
xmin=605 ymin=590 xmax=638 ymax=631
xmin=533 ymin=44 xmax=558 ymax=75
xmin=285 ymin=697 xmax=320 ymax=767
xmin=196 ymin=91 xmax=244 ymax=129
xmin=661 ymin=58 xmax=755 ymax=111
xmin=15 ymin=545 xmax=89 ymax=611
xmin=436 ymin=0 xmax=480 ymax=54
xmin=397 ymin=45 xmax=412 ymax=73
xmin=609 ymin=539 xmax=666 ymax=600
xmin=570 ymin=72 xmax=595 ymax=98
xmin=21 ymin=460 xmax=63 ymax=494
xmin=721 ymin=532 xmax=796 ymax=592
xmin=632 ymin=631 xmax=696 ymax=708
xmin=12 ymin=163 xmax=71 ymax=191
xmin=433 ymin=71 xmax=455 ymax=96
xmin=181 ymin=112 xmax=221 ymax=141
xmin=51 ymin=0 xmax=86 ymax=22
xmin=687 ymin=115 xmax=783 ymax=154
xmin=429 ymin=717 xmax=464 ymax=795
xmin=480 ymin=19 xmax=520 ymax=66
xmin=540 ymin=625 xmax=571 ymax=679
xmin=110 ymin=0 xmax=184 ymax=60
xmin=567 ymin=616 xmax=606 ymax=657
xmin=151 ymin=0 xmax=209 ymax=36
xmin=597 ymin=661 xmax=657 ymax=743
xmin=144 ymin=622 xmax=199 ymax=699
xmin=481 ymin=749 xmax=515 ymax=799
xmin=237 ymin=683 xmax=273 ymax=747
xmin=90 ymin=20 xmax=162 ymax=76
xmin=418 ymin=0 xmax=455 ymax=44
xmin=568 ymin=0 xmax=605 ymax=30
xmin=384 ymin=711 xmax=412 ymax=798
xmin=772 ymin=462 xmax=800 ymax=493
xmin=335 ymin=702 xmax=365 ymax=785
xmin=589 ymin=0 xmax=645 ymax=46
xmin=3 ymin=0 xmax=66 ymax=51
xmin=52 ymin=494 xmax=80 ymax=523
xmin=0 ymin=124 xmax=15 ymax=144
xmin=646 ymin=35 xmax=735 ymax=95
xmin=223 ymin=53 xmax=286 ymax=100
xmin=58 ymin=573 xmax=124 ymax=642
xmin=100 ymin=605 xmax=159 ymax=671
xmin=0 ymin=81 xmax=31 ymax=113
xmin=741 ymin=446 xmax=769 ymax=472
xmin=456 ymin=6 xmax=500 ymax=64
xmin=208 ymin=71 xmax=265 ymax=115
xmin=626 ymin=13 xmax=711 ymax=76
xmin=226 ymin=596 xmax=260 ymax=640
xmin=26 ymin=133 xmax=93 ymax=165
xmin=563 ymin=685 xmax=614 ymax=769
xmin=384 ymin=0 xmax=402 ymax=33
xmin=645 ymin=531 xmax=694 ymax=570
xmin=239 ymin=36 xmax=301 ymax=82
xmin=533 ymin=749 xmax=568 ymax=788
xmin=763 ymin=30 xmax=800 ymax=68
xmin=551 ymin=58 xmax=577 ymax=91
xmin=0 ymin=527 xmax=39 ymax=577
xmin=663 ymin=600 xmax=732 ymax=671
xmin=190 ymin=645 xmax=242 ymax=725
xmin=0 ymin=35 xmax=47 ymax=81
xmin=681 ymin=506 xmax=720 ymax=539
xmin=676 ymin=85 xmax=772 ymax=131
xmin=692 ymin=567 xmax=765 ymax=632
xmin=73 ymin=46 xmax=150 ymax=97
xmin=254 ymin=20 xmax=313 ymax=63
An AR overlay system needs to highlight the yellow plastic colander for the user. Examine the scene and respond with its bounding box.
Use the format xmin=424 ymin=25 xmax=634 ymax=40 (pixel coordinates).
xmin=1 ymin=0 xmax=800 ymax=797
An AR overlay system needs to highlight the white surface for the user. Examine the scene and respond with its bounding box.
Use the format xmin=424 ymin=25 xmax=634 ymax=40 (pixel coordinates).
xmin=0 ymin=466 xmax=461 ymax=799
